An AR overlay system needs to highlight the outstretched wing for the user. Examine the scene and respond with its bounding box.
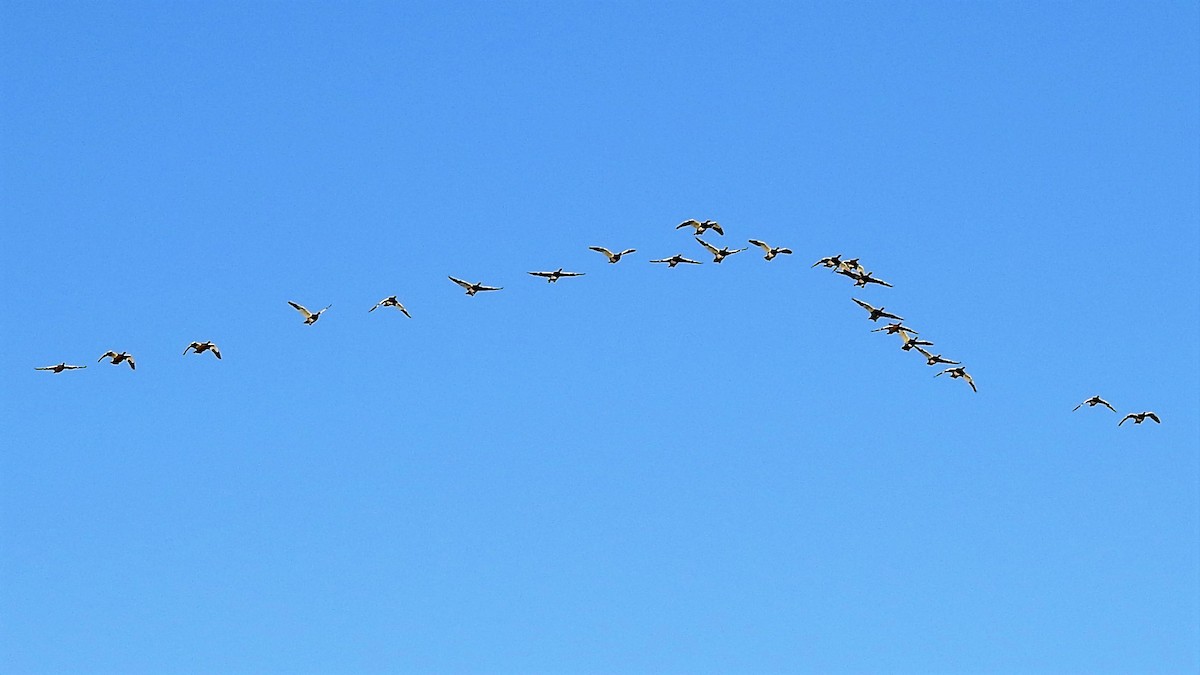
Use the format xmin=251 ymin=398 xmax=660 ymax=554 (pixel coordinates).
xmin=34 ymin=366 xmax=54 ymax=371
xmin=1118 ymin=414 xmax=1132 ymax=426
xmin=1099 ymin=398 xmax=1117 ymax=413
xmin=748 ymin=239 xmax=771 ymax=253
xmin=695 ymin=238 xmax=719 ymax=255
xmin=964 ymin=373 xmax=977 ymax=392
xmin=879 ymin=309 xmax=904 ymax=321
xmin=618 ymin=248 xmax=636 ymax=256
xmin=588 ymin=246 xmax=615 ymax=259
xmin=679 ymin=257 xmax=702 ymax=265
xmin=558 ymin=271 xmax=585 ymax=277
xmin=476 ymin=284 xmax=502 ymax=292
xmin=649 ymin=258 xmax=669 ymax=264
xmin=183 ymin=343 xmax=196 ymax=355
xmin=915 ymin=346 xmax=935 ymax=360
xmin=99 ymin=351 xmax=116 ymax=362
xmin=448 ymin=276 xmax=473 ymax=290
xmin=126 ymin=356 xmax=136 ymax=370
xmin=866 ymin=276 xmax=892 ymax=287
xmin=709 ymin=222 xmax=724 ymax=235
xmin=676 ymin=219 xmax=700 ymax=230
xmin=288 ymin=301 xmax=312 ymax=319
xmin=775 ymin=248 xmax=793 ymax=255
xmin=210 ymin=345 xmax=222 ymax=359
xmin=1146 ymin=412 xmax=1161 ymax=423
xmin=852 ymin=298 xmax=874 ymax=313
xmin=528 ymin=271 xmax=553 ymax=278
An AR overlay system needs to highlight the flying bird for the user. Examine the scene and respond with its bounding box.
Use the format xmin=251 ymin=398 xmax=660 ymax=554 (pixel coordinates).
xmin=836 ymin=258 xmax=865 ymax=275
xmin=748 ymin=239 xmax=793 ymax=261
xmin=1118 ymin=411 xmax=1161 ymax=426
xmin=35 ymin=362 xmax=86 ymax=373
xmin=915 ymin=346 xmax=960 ymax=366
xmin=449 ymin=276 xmax=503 ymax=295
xmin=98 ymin=350 xmax=135 ymax=370
xmin=852 ymin=298 xmax=903 ymax=322
xmin=369 ymin=296 xmax=411 ymax=317
xmin=676 ymin=219 xmax=723 ymax=236
xmin=871 ymin=322 xmax=918 ymax=335
xmin=528 ymin=268 xmax=585 ymax=283
xmin=183 ymin=341 xmax=221 ymax=359
xmin=897 ymin=330 xmax=934 ymax=351
xmin=935 ymin=366 xmax=977 ymax=392
xmin=695 ymin=238 xmax=746 ymax=263
xmin=1073 ymin=396 xmax=1116 ymax=413
xmin=288 ymin=301 xmax=332 ymax=325
xmin=650 ymin=254 xmax=702 ymax=268
xmin=589 ymin=246 xmax=636 ymax=263
xmin=811 ymin=254 xmax=843 ymax=269
xmin=840 ymin=269 xmax=893 ymax=288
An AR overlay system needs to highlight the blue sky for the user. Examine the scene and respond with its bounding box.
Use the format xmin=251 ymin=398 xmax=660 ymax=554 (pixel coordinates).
xmin=2 ymin=1 xmax=1198 ymax=672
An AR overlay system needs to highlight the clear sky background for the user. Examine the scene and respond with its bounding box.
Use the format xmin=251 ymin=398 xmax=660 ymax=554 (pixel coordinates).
xmin=2 ymin=1 xmax=1198 ymax=673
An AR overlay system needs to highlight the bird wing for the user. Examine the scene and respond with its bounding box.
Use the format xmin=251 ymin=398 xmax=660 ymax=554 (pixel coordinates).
xmin=558 ymin=271 xmax=585 ymax=277
xmin=935 ymin=368 xmax=951 ymax=378
xmin=710 ymin=222 xmax=724 ymax=235
xmin=915 ymin=346 xmax=935 ymax=360
xmin=99 ymin=351 xmax=115 ymax=361
xmin=879 ymin=310 xmax=904 ymax=321
xmin=1072 ymin=402 xmax=1084 ymax=411
xmin=1146 ymin=412 xmax=1161 ymax=423
xmin=183 ymin=344 xmax=196 ymax=355
xmin=211 ymin=345 xmax=221 ymax=359
xmin=315 ymin=304 xmax=332 ymax=316
xmin=618 ymin=248 xmax=636 ymax=256
xmin=397 ymin=304 xmax=411 ymax=318
xmin=476 ymin=284 xmax=502 ymax=291
xmin=649 ymin=258 xmax=668 ymax=263
xmin=679 ymin=257 xmax=702 ymax=264
xmin=676 ymin=219 xmax=699 ymax=230
xmin=528 ymin=271 xmax=553 ymax=278
xmin=1118 ymin=414 xmax=1132 ymax=426
xmin=288 ymin=301 xmax=312 ymax=318
xmin=748 ymin=239 xmax=771 ymax=253
xmin=964 ymin=373 xmax=976 ymax=392
xmin=126 ymin=356 xmax=136 ymax=370
xmin=776 ymin=248 xmax=793 ymax=255
xmin=588 ymin=246 xmax=614 ymax=258
xmin=696 ymin=238 xmax=719 ymax=255
xmin=448 ymin=276 xmax=473 ymax=290
xmin=1098 ymin=398 xmax=1117 ymax=412
xmin=368 ymin=300 xmax=383 ymax=312
xmin=34 ymin=366 xmax=53 ymax=370
xmin=852 ymin=298 xmax=874 ymax=313
xmin=867 ymin=276 xmax=892 ymax=287
xmin=65 ymin=365 xmax=85 ymax=370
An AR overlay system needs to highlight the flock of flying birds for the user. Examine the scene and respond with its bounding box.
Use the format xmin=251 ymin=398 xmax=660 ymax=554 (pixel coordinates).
xmin=35 ymin=218 xmax=1160 ymax=427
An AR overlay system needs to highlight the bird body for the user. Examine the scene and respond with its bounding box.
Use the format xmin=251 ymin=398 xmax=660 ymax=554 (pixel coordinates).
xmin=811 ymin=254 xmax=843 ymax=269
xmin=528 ymin=268 xmax=585 ymax=283
xmin=99 ymin=350 xmax=135 ymax=370
xmin=1073 ymin=396 xmax=1116 ymax=413
xmin=35 ymin=362 xmax=86 ymax=373
xmin=183 ymin=341 xmax=221 ymax=359
xmin=650 ymin=254 xmax=702 ymax=268
xmin=841 ymin=269 xmax=893 ymax=288
xmin=676 ymin=219 xmax=723 ymax=236
xmin=871 ymin=322 xmax=917 ymax=335
xmin=1119 ymin=411 xmax=1161 ymax=426
xmin=852 ymin=298 xmax=903 ymax=322
xmin=369 ymin=296 xmax=411 ymax=317
xmin=589 ymin=246 xmax=636 ymax=263
xmin=449 ymin=276 xmax=503 ymax=295
xmin=748 ymin=239 xmax=792 ymax=261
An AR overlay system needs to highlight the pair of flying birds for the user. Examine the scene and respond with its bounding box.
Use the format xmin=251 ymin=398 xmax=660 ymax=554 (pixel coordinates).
xmin=1073 ymin=396 xmax=1161 ymax=426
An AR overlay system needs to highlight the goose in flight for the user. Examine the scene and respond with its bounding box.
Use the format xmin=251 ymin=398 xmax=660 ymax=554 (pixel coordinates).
xmin=871 ymin=322 xmax=918 ymax=335
xmin=650 ymin=254 xmax=702 ymax=268
xmin=35 ymin=362 xmax=86 ymax=373
xmin=840 ymin=269 xmax=893 ymax=288
xmin=1073 ymin=396 xmax=1116 ymax=413
xmin=935 ymin=366 xmax=977 ymax=392
xmin=811 ymin=254 xmax=843 ymax=269
xmin=528 ymin=268 xmax=585 ymax=283
xmin=748 ymin=239 xmax=792 ymax=261
xmin=369 ymin=296 xmax=411 ymax=317
xmin=695 ymin=238 xmax=746 ymax=263
xmin=183 ymin=341 xmax=222 ymax=359
xmin=288 ymin=301 xmax=332 ymax=325
xmin=589 ymin=246 xmax=636 ymax=264
xmin=676 ymin=219 xmax=723 ymax=236
xmin=915 ymin=346 xmax=960 ymax=367
xmin=852 ymin=298 xmax=903 ymax=322
xmin=98 ymin=350 xmax=135 ymax=370
xmin=1119 ymin=411 xmax=1161 ymax=426
xmin=449 ymin=276 xmax=503 ymax=295
xmin=837 ymin=258 xmax=865 ymax=275
xmin=897 ymin=331 xmax=934 ymax=352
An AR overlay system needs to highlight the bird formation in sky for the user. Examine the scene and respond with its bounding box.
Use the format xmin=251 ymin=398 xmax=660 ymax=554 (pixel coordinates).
xmin=32 ymin=217 xmax=1160 ymax=425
